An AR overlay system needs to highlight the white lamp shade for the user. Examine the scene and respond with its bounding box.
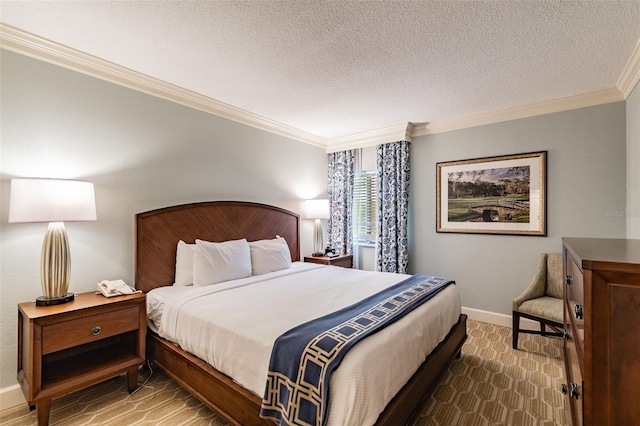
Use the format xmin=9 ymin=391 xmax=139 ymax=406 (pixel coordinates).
xmin=9 ymin=178 xmax=97 ymax=223
xmin=305 ymin=199 xmax=330 ymax=219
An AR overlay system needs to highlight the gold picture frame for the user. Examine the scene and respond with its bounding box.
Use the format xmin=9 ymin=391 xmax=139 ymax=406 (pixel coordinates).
xmin=436 ymin=151 xmax=547 ymax=236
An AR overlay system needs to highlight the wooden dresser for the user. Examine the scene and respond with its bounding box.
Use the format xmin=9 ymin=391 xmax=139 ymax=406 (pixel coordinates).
xmin=561 ymin=238 xmax=640 ymax=426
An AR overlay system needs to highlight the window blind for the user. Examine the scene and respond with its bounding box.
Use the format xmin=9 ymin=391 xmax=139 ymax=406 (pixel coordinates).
xmin=353 ymin=171 xmax=377 ymax=244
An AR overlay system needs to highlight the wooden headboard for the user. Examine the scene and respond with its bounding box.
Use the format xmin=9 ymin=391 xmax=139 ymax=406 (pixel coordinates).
xmin=135 ymin=201 xmax=300 ymax=293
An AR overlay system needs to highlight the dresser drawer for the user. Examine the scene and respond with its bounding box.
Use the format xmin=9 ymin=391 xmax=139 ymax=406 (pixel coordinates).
xmin=565 ymin=252 xmax=585 ymax=356
xmin=42 ymin=306 xmax=140 ymax=355
xmin=563 ymin=322 xmax=584 ymax=426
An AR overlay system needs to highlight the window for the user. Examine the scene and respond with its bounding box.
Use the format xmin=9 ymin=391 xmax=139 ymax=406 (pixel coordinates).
xmin=353 ymin=170 xmax=377 ymax=245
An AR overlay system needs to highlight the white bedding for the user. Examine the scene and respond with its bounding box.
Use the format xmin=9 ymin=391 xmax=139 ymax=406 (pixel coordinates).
xmin=147 ymin=262 xmax=461 ymax=426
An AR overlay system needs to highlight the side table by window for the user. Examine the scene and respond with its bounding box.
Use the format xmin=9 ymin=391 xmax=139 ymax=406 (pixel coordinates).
xmin=304 ymin=254 xmax=353 ymax=268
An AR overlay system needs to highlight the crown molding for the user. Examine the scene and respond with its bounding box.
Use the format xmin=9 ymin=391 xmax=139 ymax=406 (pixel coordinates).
xmin=325 ymin=122 xmax=413 ymax=153
xmin=411 ymin=87 xmax=625 ymax=137
xmin=0 ymin=23 xmax=326 ymax=148
xmin=1 ymin=23 xmax=636 ymax=152
xmin=617 ymin=38 xmax=640 ymax=98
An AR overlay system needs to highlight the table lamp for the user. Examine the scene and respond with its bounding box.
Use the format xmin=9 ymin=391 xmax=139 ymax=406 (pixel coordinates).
xmin=305 ymin=199 xmax=330 ymax=256
xmin=9 ymin=178 xmax=97 ymax=306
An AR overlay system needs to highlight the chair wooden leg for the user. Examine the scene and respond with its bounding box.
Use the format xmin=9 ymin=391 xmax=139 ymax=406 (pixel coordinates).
xmin=512 ymin=311 xmax=520 ymax=349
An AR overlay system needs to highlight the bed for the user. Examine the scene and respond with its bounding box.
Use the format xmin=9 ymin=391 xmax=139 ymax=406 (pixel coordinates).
xmin=135 ymin=201 xmax=467 ymax=426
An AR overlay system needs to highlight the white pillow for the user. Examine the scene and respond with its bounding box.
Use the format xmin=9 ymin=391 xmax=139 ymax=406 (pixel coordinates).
xmin=175 ymin=240 xmax=195 ymax=286
xmin=249 ymin=236 xmax=292 ymax=275
xmin=193 ymin=238 xmax=252 ymax=286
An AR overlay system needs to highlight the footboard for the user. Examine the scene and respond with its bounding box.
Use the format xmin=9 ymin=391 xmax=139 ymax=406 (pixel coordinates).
xmin=147 ymin=314 xmax=467 ymax=426
xmin=377 ymin=313 xmax=467 ymax=425
xmin=147 ymin=332 xmax=274 ymax=426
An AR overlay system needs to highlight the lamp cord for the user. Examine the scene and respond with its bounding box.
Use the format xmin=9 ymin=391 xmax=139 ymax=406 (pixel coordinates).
xmin=129 ymin=360 xmax=155 ymax=405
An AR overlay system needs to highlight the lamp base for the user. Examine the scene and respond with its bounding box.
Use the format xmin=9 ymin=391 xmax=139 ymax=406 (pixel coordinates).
xmin=36 ymin=293 xmax=74 ymax=306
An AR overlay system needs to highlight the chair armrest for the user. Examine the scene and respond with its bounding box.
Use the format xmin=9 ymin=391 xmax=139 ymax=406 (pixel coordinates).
xmin=512 ymin=255 xmax=548 ymax=310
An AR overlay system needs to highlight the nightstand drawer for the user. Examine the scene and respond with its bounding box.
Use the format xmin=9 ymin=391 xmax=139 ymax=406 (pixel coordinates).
xmin=304 ymin=254 xmax=353 ymax=268
xmin=42 ymin=306 xmax=139 ymax=354
xmin=329 ymin=257 xmax=352 ymax=268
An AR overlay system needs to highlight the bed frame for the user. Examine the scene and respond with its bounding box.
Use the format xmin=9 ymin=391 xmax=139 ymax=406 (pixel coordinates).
xmin=135 ymin=201 xmax=467 ymax=425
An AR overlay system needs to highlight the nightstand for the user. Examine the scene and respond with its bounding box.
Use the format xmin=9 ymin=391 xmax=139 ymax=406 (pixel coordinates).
xmin=17 ymin=291 xmax=146 ymax=426
xmin=304 ymin=254 xmax=353 ymax=268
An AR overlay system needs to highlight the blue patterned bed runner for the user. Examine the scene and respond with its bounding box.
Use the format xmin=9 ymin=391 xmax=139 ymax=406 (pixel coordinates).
xmin=259 ymin=274 xmax=454 ymax=426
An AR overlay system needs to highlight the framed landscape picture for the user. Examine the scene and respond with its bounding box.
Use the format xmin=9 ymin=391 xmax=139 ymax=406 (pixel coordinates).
xmin=436 ymin=151 xmax=546 ymax=236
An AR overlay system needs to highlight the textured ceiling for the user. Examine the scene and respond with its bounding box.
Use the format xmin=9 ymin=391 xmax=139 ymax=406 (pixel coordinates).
xmin=1 ymin=1 xmax=639 ymax=140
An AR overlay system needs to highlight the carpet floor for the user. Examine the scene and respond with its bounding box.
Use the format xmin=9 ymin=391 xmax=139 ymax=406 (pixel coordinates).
xmin=0 ymin=320 xmax=567 ymax=425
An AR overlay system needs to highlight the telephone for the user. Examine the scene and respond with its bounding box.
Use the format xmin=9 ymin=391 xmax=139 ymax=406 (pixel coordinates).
xmin=98 ymin=279 xmax=141 ymax=297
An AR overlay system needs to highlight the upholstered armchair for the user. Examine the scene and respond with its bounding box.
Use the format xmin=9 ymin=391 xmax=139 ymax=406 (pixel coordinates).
xmin=512 ymin=253 xmax=564 ymax=349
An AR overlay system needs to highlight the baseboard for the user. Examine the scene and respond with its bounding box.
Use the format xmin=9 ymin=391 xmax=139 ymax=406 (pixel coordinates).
xmin=0 ymin=384 xmax=25 ymax=412
xmin=0 ymin=307 xmax=536 ymax=412
xmin=461 ymin=306 xmax=540 ymax=330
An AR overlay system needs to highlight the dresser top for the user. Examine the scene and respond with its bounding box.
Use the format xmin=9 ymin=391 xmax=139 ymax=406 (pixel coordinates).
xmin=563 ymin=237 xmax=640 ymax=272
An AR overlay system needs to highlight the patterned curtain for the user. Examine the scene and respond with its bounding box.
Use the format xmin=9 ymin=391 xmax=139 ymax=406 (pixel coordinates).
xmin=375 ymin=141 xmax=410 ymax=273
xmin=327 ymin=150 xmax=354 ymax=255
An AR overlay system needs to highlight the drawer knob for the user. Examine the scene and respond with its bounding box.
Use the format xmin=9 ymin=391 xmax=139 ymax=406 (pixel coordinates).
xmin=91 ymin=326 xmax=101 ymax=336
xmin=570 ymin=383 xmax=580 ymax=400
xmin=574 ymin=304 xmax=583 ymax=320
xmin=563 ymin=329 xmax=571 ymax=340
xmin=565 ymin=275 xmax=572 ymax=285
